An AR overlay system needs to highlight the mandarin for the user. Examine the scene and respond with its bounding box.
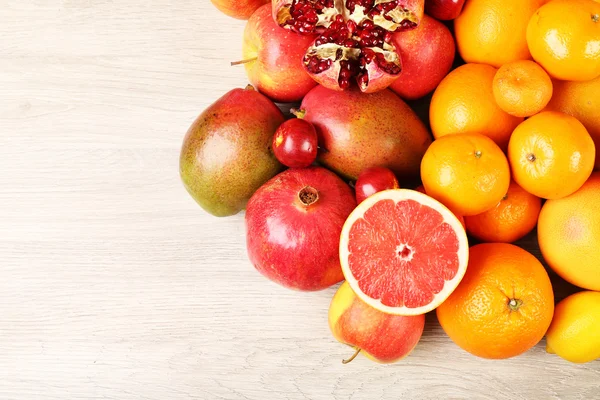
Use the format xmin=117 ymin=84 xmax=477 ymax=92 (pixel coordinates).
xmin=508 ymin=111 xmax=595 ymax=199
xmin=545 ymin=76 xmax=600 ymax=169
xmin=421 ymin=133 xmax=510 ymax=216
xmin=430 ymin=64 xmax=523 ymax=151
xmin=465 ymin=181 xmax=541 ymax=243
xmin=455 ymin=0 xmax=548 ymax=68
xmin=527 ymin=0 xmax=600 ymax=81
xmin=492 ymin=60 xmax=553 ymax=118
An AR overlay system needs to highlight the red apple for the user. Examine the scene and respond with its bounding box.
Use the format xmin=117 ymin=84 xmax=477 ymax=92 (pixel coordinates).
xmin=329 ymin=282 xmax=425 ymax=364
xmin=425 ymin=0 xmax=466 ymax=21
xmin=210 ymin=0 xmax=270 ymax=20
xmin=245 ymin=167 xmax=356 ymax=291
xmin=390 ymin=15 xmax=455 ymax=100
xmin=238 ymin=4 xmax=317 ymax=103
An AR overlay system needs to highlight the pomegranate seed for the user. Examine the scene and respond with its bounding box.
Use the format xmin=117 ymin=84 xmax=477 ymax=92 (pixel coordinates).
xmin=357 ymin=73 xmax=369 ymax=87
xmin=347 ymin=20 xmax=357 ymax=33
xmin=399 ymin=19 xmax=417 ymax=30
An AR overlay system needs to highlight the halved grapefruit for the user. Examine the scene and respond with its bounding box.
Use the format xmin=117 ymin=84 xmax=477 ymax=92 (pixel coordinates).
xmin=340 ymin=189 xmax=469 ymax=316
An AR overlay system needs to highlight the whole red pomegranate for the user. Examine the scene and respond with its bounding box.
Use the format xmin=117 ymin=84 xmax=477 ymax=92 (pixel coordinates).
xmin=298 ymin=85 xmax=432 ymax=180
xmin=273 ymin=0 xmax=425 ymax=92
xmin=355 ymin=166 xmax=399 ymax=204
xmin=239 ymin=4 xmax=317 ymax=103
xmin=246 ymin=167 xmax=356 ymax=291
xmin=390 ymin=14 xmax=455 ymax=100
xmin=211 ymin=0 xmax=269 ymax=20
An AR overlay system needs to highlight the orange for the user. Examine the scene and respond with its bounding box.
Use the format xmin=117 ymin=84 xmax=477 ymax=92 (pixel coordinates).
xmin=437 ymin=243 xmax=555 ymax=359
xmin=465 ymin=181 xmax=542 ymax=243
xmin=538 ymin=172 xmax=600 ymax=291
xmin=454 ymin=0 xmax=548 ymax=68
xmin=527 ymin=0 xmax=600 ymax=81
xmin=421 ymin=133 xmax=511 ymax=217
xmin=508 ymin=111 xmax=595 ymax=199
xmin=430 ymin=64 xmax=523 ymax=151
xmin=492 ymin=60 xmax=553 ymax=118
xmin=545 ymin=76 xmax=600 ymax=169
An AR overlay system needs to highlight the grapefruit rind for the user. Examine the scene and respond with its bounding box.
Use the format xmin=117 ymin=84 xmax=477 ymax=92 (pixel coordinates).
xmin=339 ymin=189 xmax=469 ymax=316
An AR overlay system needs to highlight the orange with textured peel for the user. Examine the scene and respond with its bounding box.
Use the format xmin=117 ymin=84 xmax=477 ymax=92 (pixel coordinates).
xmin=437 ymin=243 xmax=554 ymax=359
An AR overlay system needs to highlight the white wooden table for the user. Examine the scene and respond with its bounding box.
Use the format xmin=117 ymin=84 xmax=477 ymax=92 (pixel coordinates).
xmin=1 ymin=1 xmax=599 ymax=399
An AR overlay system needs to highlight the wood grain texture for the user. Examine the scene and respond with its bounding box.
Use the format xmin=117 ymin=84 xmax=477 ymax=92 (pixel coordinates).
xmin=0 ymin=1 xmax=598 ymax=399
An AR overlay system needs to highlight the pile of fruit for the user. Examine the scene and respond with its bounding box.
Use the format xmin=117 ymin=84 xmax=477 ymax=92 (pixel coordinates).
xmin=181 ymin=0 xmax=600 ymax=364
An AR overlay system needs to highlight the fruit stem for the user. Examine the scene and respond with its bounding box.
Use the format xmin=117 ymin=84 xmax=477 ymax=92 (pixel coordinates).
xmin=342 ymin=348 xmax=361 ymax=364
xmin=290 ymin=108 xmax=306 ymax=119
xmin=527 ymin=153 xmax=536 ymax=162
xmin=230 ymin=57 xmax=258 ymax=66
xmin=298 ymin=186 xmax=319 ymax=206
xmin=507 ymin=298 xmax=523 ymax=312
xmin=593 ymin=14 xmax=599 ymax=23
xmin=474 ymin=150 xmax=482 ymax=159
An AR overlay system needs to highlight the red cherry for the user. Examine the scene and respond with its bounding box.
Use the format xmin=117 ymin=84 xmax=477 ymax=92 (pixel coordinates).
xmin=355 ymin=166 xmax=399 ymax=204
xmin=272 ymin=119 xmax=318 ymax=168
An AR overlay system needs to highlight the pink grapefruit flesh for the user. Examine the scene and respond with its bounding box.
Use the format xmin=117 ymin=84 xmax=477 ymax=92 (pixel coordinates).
xmin=340 ymin=189 xmax=469 ymax=315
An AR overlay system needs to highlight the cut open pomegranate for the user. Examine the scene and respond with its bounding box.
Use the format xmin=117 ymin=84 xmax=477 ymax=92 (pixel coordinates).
xmin=303 ymin=17 xmax=402 ymax=92
xmin=274 ymin=0 xmax=423 ymax=34
xmin=273 ymin=0 xmax=423 ymax=92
